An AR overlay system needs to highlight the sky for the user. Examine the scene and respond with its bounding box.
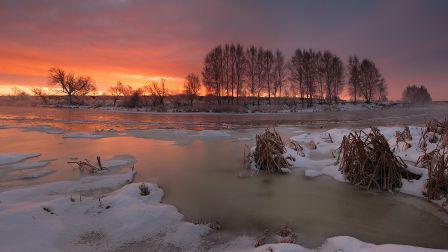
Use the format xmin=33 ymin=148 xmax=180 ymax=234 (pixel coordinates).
xmin=0 ymin=0 xmax=447 ymax=100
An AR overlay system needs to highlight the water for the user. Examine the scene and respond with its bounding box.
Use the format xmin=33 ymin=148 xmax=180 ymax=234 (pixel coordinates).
xmin=0 ymin=105 xmax=448 ymax=248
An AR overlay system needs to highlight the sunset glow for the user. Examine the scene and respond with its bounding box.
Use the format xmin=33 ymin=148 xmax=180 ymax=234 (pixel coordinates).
xmin=0 ymin=1 xmax=447 ymax=100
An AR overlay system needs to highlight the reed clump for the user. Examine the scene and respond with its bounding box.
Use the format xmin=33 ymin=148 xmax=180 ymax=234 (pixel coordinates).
xmin=423 ymin=149 xmax=448 ymax=200
xmin=253 ymin=128 xmax=291 ymax=174
xmin=417 ymin=119 xmax=448 ymax=200
xmin=338 ymin=127 xmax=420 ymax=191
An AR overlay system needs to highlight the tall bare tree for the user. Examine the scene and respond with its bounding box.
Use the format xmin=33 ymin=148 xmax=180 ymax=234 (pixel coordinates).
xmin=202 ymin=46 xmax=223 ymax=104
xmin=348 ymin=56 xmax=361 ymax=103
xmin=359 ymin=59 xmax=384 ymax=103
xmin=302 ymin=49 xmax=318 ymax=106
xmin=264 ymin=49 xmax=274 ymax=104
xmin=289 ymin=49 xmax=305 ymax=106
xmin=234 ymin=44 xmax=246 ymax=104
xmin=245 ymin=45 xmax=258 ymax=105
xmin=255 ymin=47 xmax=266 ymax=105
xmin=273 ymin=49 xmax=286 ymax=99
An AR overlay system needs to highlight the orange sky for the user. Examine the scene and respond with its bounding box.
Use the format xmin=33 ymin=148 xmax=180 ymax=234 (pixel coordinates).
xmin=0 ymin=1 xmax=447 ymax=100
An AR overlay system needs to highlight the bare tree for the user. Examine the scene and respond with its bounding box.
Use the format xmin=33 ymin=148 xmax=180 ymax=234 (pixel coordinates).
xmin=315 ymin=51 xmax=326 ymax=104
xmin=289 ymin=49 xmax=305 ymax=106
xmin=302 ymin=49 xmax=318 ymax=106
xmin=348 ymin=56 xmax=361 ymax=103
xmin=184 ymin=73 xmax=201 ymax=105
xmin=31 ymin=87 xmax=48 ymax=104
xmin=108 ymin=81 xmax=124 ymax=107
xmin=263 ymin=49 xmax=274 ymax=104
xmin=234 ymin=44 xmax=246 ymax=104
xmin=202 ymin=46 xmax=223 ymax=104
xmin=48 ymin=67 xmax=96 ymax=104
xmin=273 ymin=49 xmax=287 ymax=100
xmin=402 ymin=84 xmax=431 ymax=104
xmin=245 ymin=45 xmax=258 ymax=105
xmin=322 ymin=51 xmax=344 ymax=104
xmin=144 ymin=79 xmax=168 ymax=107
xmin=255 ymin=47 xmax=266 ymax=105
xmin=359 ymin=59 xmax=384 ymax=103
xmin=223 ymin=44 xmax=231 ymax=101
xmin=331 ymin=56 xmax=344 ymax=104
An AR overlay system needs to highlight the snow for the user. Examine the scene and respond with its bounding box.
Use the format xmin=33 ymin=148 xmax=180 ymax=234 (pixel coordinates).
xmin=0 ymin=169 xmax=445 ymax=251
xmin=0 ymin=153 xmax=41 ymax=166
xmin=0 ymin=170 xmax=211 ymax=251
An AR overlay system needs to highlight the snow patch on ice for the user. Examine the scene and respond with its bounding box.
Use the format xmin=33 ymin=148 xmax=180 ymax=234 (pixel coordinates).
xmin=191 ymin=130 xmax=231 ymax=137
xmin=6 ymin=160 xmax=51 ymax=170
xmin=0 ymin=153 xmax=41 ymax=165
xmin=63 ymin=132 xmax=104 ymax=139
xmin=22 ymin=125 xmax=64 ymax=135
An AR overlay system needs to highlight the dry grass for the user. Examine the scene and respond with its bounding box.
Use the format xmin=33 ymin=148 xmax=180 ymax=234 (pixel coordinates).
xmin=395 ymin=126 xmax=412 ymax=142
xmin=288 ymin=140 xmax=305 ymax=157
xmin=139 ymin=183 xmax=150 ymax=196
xmin=252 ymin=128 xmax=291 ymax=174
xmin=68 ymin=156 xmax=107 ymax=174
xmin=338 ymin=127 xmax=420 ymax=191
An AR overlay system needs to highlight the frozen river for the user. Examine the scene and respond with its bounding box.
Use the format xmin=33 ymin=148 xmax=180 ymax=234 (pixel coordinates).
xmin=1 ymin=105 xmax=448 ymax=249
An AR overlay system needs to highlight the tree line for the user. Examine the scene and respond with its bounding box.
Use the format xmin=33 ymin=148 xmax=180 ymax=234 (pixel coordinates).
xmin=200 ymin=44 xmax=388 ymax=106
xmin=15 ymin=44 xmax=433 ymax=108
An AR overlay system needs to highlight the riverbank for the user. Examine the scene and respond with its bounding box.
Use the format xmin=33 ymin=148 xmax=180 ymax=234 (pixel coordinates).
xmin=0 ymin=169 xmax=446 ymax=251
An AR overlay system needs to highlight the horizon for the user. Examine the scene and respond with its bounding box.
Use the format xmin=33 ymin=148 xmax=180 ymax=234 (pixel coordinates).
xmin=1 ymin=0 xmax=447 ymax=100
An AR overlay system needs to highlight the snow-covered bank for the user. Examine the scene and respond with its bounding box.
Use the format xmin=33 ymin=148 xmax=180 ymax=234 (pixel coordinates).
xmin=282 ymin=126 xmax=447 ymax=209
xmin=0 ymin=171 xmax=210 ymax=251
xmin=0 ymin=170 xmax=445 ymax=251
